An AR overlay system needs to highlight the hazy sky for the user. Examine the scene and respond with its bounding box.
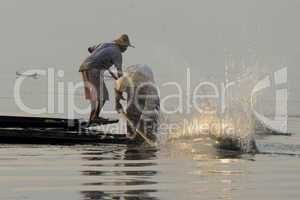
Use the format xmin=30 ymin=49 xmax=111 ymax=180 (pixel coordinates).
xmin=0 ymin=0 xmax=299 ymax=115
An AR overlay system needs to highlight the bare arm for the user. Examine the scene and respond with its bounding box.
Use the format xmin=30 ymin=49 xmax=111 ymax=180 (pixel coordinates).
xmin=114 ymin=77 xmax=128 ymax=112
xmin=113 ymin=52 xmax=123 ymax=78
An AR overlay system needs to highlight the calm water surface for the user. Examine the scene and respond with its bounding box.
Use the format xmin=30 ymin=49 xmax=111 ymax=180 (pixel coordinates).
xmin=0 ymin=118 xmax=299 ymax=200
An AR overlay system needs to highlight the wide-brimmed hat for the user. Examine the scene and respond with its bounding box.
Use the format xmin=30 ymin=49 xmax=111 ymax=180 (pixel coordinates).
xmin=114 ymin=34 xmax=135 ymax=48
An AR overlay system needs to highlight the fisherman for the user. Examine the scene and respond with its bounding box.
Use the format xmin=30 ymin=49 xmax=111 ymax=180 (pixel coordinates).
xmin=79 ymin=34 xmax=134 ymax=124
xmin=114 ymin=64 xmax=160 ymax=142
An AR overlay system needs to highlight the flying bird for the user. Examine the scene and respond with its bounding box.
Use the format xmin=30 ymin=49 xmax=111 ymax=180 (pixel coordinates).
xmin=16 ymin=71 xmax=39 ymax=79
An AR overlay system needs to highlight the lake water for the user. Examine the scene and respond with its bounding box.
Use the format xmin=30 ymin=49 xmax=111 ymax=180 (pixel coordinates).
xmin=0 ymin=1 xmax=299 ymax=199
xmin=0 ymin=117 xmax=299 ymax=200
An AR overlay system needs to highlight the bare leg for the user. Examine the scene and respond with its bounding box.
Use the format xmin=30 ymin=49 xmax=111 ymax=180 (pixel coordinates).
xmin=95 ymin=99 xmax=106 ymax=119
xmin=89 ymin=100 xmax=98 ymax=122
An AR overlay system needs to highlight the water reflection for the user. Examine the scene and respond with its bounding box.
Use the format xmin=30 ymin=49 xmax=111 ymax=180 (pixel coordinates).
xmin=81 ymin=189 xmax=158 ymax=200
xmin=163 ymin=139 xmax=255 ymax=200
xmin=80 ymin=145 xmax=159 ymax=200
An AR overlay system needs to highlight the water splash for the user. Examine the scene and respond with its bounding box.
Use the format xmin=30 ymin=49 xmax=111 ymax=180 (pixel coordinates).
xmin=164 ymin=59 xmax=273 ymax=153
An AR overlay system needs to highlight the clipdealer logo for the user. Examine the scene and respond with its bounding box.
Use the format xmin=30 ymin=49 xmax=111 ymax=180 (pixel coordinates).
xmin=251 ymin=67 xmax=288 ymax=133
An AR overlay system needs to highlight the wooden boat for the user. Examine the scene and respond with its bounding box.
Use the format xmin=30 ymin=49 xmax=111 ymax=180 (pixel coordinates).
xmin=0 ymin=115 xmax=136 ymax=145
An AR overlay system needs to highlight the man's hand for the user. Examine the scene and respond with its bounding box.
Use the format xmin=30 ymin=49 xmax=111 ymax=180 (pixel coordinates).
xmin=88 ymin=47 xmax=94 ymax=53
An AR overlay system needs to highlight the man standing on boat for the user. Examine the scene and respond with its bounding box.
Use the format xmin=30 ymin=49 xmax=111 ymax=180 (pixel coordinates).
xmin=114 ymin=64 xmax=160 ymax=142
xmin=79 ymin=34 xmax=134 ymax=124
